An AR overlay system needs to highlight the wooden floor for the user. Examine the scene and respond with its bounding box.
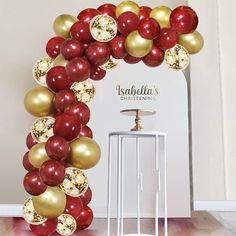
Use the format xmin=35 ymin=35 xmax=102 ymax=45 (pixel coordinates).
xmin=0 ymin=212 xmax=233 ymax=236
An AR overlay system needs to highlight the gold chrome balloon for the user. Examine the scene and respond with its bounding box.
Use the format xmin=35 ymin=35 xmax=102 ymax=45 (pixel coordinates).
xmin=22 ymin=198 xmax=47 ymax=225
xmin=56 ymin=214 xmax=77 ymax=236
xmin=178 ymin=31 xmax=204 ymax=55
xmin=53 ymin=54 xmax=68 ymax=67
xmin=116 ymin=1 xmax=140 ymax=18
xmin=69 ymin=137 xmax=101 ymax=169
xmin=24 ymin=86 xmax=54 ymax=117
xmin=60 ymin=167 xmax=89 ymax=197
xmin=29 ymin=143 xmax=50 ymax=168
xmin=150 ymin=6 xmax=172 ymax=28
xmin=32 ymin=187 xmax=66 ymax=219
xmin=125 ymin=30 xmax=153 ymax=58
xmin=33 ymin=57 xmax=53 ymax=86
xmin=53 ymin=14 xmax=77 ymax=38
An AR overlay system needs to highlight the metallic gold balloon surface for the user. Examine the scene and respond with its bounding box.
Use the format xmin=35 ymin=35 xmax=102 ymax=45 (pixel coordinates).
xmin=29 ymin=142 xmax=50 ymax=168
xmin=125 ymin=30 xmax=153 ymax=58
xmin=53 ymin=14 xmax=77 ymax=38
xmin=53 ymin=54 xmax=68 ymax=67
xmin=69 ymin=137 xmax=101 ymax=169
xmin=116 ymin=1 xmax=140 ymax=18
xmin=32 ymin=187 xmax=66 ymax=219
xmin=56 ymin=214 xmax=77 ymax=236
xmin=178 ymin=31 xmax=204 ymax=54
xmin=24 ymin=86 xmax=54 ymax=117
xmin=150 ymin=6 xmax=172 ymax=28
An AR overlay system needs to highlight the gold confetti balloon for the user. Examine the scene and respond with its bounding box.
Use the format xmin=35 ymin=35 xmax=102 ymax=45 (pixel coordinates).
xmin=70 ymin=81 xmax=95 ymax=103
xmin=31 ymin=116 xmax=55 ymax=143
xmin=100 ymin=56 xmax=119 ymax=70
xmin=29 ymin=142 xmax=50 ymax=168
xmin=116 ymin=1 xmax=140 ymax=18
xmin=32 ymin=187 xmax=66 ymax=219
xmin=90 ymin=15 xmax=117 ymax=42
xmin=60 ymin=167 xmax=89 ymax=197
xmin=22 ymin=198 xmax=47 ymax=225
xmin=53 ymin=54 xmax=68 ymax=67
xmin=150 ymin=6 xmax=172 ymax=28
xmin=33 ymin=57 xmax=53 ymax=86
xmin=165 ymin=44 xmax=190 ymax=71
xmin=56 ymin=214 xmax=77 ymax=236
xmin=24 ymin=86 xmax=55 ymax=117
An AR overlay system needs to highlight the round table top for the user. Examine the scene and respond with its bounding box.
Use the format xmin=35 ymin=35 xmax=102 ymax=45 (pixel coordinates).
xmin=120 ymin=109 xmax=156 ymax=116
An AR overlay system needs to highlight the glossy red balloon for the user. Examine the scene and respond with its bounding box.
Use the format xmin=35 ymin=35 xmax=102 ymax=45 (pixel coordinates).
xmin=117 ymin=12 xmax=140 ymax=36
xmin=170 ymin=6 xmax=198 ymax=34
xmin=64 ymin=195 xmax=83 ymax=219
xmin=40 ymin=160 xmax=65 ymax=186
xmin=108 ymin=35 xmax=127 ymax=59
xmin=60 ymin=39 xmax=84 ymax=60
xmin=97 ymin=4 xmax=116 ymax=19
xmin=77 ymin=8 xmax=100 ymax=22
xmin=86 ymin=42 xmax=111 ymax=66
xmin=23 ymin=170 xmax=47 ymax=196
xmin=80 ymin=187 xmax=92 ymax=205
xmin=124 ymin=54 xmax=141 ymax=64
xmin=54 ymin=90 xmax=77 ymax=112
xmin=76 ymin=205 xmax=94 ymax=230
xmin=23 ymin=152 xmax=37 ymax=172
xmin=139 ymin=6 xmax=152 ymax=21
xmin=138 ymin=18 xmax=160 ymax=40
xmin=90 ymin=64 xmax=106 ymax=81
xmin=53 ymin=114 xmax=81 ymax=141
xmin=45 ymin=136 xmax=70 ymax=161
xmin=26 ymin=132 xmax=38 ymax=149
xmin=70 ymin=21 xmax=92 ymax=44
xmin=30 ymin=218 xmax=58 ymax=235
xmin=154 ymin=28 xmax=178 ymax=50
xmin=79 ymin=125 xmax=93 ymax=139
xmin=66 ymin=57 xmax=91 ymax=82
xmin=46 ymin=66 xmax=72 ymax=93
xmin=46 ymin=36 xmax=65 ymax=59
xmin=65 ymin=101 xmax=90 ymax=125
xmin=142 ymin=45 xmax=164 ymax=67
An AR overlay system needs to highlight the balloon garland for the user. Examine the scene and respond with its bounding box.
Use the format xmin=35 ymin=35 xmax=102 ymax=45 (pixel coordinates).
xmin=23 ymin=2 xmax=203 ymax=235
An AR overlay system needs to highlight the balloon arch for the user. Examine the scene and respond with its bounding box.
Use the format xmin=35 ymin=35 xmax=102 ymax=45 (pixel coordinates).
xmin=23 ymin=2 xmax=203 ymax=235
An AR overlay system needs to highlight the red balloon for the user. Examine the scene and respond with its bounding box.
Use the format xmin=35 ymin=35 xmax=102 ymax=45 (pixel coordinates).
xmin=53 ymin=114 xmax=81 ymax=141
xmin=124 ymin=54 xmax=141 ymax=64
xmin=86 ymin=42 xmax=111 ymax=66
xmin=30 ymin=219 xmax=58 ymax=235
xmin=66 ymin=57 xmax=91 ymax=82
xmin=139 ymin=6 xmax=152 ymax=21
xmin=54 ymin=90 xmax=77 ymax=112
xmin=142 ymin=45 xmax=164 ymax=67
xmin=40 ymin=160 xmax=65 ymax=186
xmin=170 ymin=6 xmax=198 ymax=34
xmin=26 ymin=132 xmax=38 ymax=149
xmin=64 ymin=195 xmax=83 ymax=219
xmin=60 ymin=39 xmax=84 ymax=60
xmin=117 ymin=12 xmax=140 ymax=36
xmin=70 ymin=21 xmax=92 ymax=44
xmin=138 ymin=18 xmax=160 ymax=40
xmin=108 ymin=35 xmax=127 ymax=59
xmin=154 ymin=28 xmax=178 ymax=50
xmin=76 ymin=205 xmax=94 ymax=230
xmin=79 ymin=125 xmax=93 ymax=139
xmin=77 ymin=8 xmax=100 ymax=22
xmin=80 ymin=187 xmax=92 ymax=205
xmin=65 ymin=101 xmax=90 ymax=125
xmin=45 ymin=136 xmax=70 ymax=161
xmin=90 ymin=64 xmax=106 ymax=81
xmin=23 ymin=152 xmax=37 ymax=172
xmin=46 ymin=36 xmax=65 ymax=59
xmin=97 ymin=4 xmax=116 ymax=19
xmin=46 ymin=66 xmax=72 ymax=93
xmin=23 ymin=170 xmax=47 ymax=196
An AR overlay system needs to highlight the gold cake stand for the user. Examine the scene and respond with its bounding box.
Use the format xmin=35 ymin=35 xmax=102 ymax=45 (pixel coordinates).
xmin=120 ymin=109 xmax=156 ymax=131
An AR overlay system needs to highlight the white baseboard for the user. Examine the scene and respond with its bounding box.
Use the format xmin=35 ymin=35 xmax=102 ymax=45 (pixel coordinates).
xmin=0 ymin=204 xmax=22 ymax=217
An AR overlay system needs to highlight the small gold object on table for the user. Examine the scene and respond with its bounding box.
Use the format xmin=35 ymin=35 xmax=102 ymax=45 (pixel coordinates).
xmin=120 ymin=109 xmax=156 ymax=131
